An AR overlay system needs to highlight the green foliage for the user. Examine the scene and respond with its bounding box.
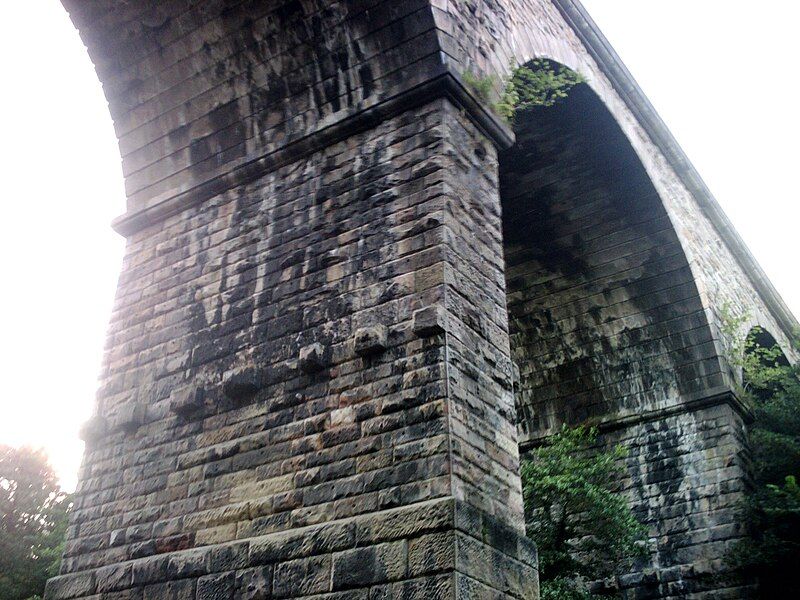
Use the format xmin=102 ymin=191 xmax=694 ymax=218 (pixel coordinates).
xmin=727 ymin=475 xmax=800 ymax=584
xmin=720 ymin=306 xmax=800 ymax=596
xmin=521 ymin=426 xmax=646 ymax=598
xmin=0 ymin=446 xmax=71 ymax=600
xmin=462 ymin=69 xmax=497 ymax=105
xmin=462 ymin=59 xmax=585 ymax=122
xmin=498 ymin=60 xmax=585 ymax=120
xmin=540 ymin=576 xmax=594 ymax=600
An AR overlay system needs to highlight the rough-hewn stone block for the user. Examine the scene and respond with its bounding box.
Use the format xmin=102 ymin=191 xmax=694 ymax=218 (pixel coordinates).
xmin=298 ymin=343 xmax=329 ymax=374
xmin=222 ymin=367 xmax=260 ymax=401
xmin=332 ymin=540 xmax=408 ymax=589
xmin=78 ymin=415 xmax=107 ymax=444
xmin=44 ymin=572 xmax=96 ymax=600
xmin=353 ymin=325 xmax=389 ymax=357
xmin=272 ymin=556 xmax=331 ymax=597
xmin=412 ymin=306 xmax=448 ymax=338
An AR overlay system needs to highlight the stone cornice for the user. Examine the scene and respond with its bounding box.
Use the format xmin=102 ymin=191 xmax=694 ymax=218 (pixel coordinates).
xmin=111 ymin=70 xmax=513 ymax=237
xmin=519 ymin=386 xmax=753 ymax=451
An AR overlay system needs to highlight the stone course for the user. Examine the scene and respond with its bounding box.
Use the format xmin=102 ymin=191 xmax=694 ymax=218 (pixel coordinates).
xmin=47 ymin=498 xmax=538 ymax=600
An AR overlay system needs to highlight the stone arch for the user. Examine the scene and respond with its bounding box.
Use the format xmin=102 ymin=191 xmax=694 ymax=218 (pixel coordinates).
xmin=500 ymin=60 xmax=719 ymax=444
xmin=48 ymin=2 xmax=793 ymax=599
xmin=498 ymin=59 xmax=752 ymax=597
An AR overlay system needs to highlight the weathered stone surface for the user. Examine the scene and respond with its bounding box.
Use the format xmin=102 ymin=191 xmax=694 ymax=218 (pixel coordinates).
xmin=96 ymin=563 xmax=132 ymax=593
xmin=298 ymin=343 xmax=329 ymax=374
xmin=109 ymin=401 xmax=146 ymax=433
xmin=408 ymin=532 xmax=454 ymax=577
xmin=272 ymin=556 xmax=331 ymax=597
xmin=221 ymin=367 xmax=260 ymax=401
xmin=51 ymin=1 xmax=798 ymax=598
xmin=411 ymin=307 xmax=448 ymax=338
xmin=168 ymin=386 xmax=204 ymax=418
xmin=196 ymin=572 xmax=234 ymax=600
xmin=332 ymin=541 xmax=408 ymax=589
xmin=235 ymin=567 xmax=273 ymax=600
xmin=78 ymin=415 xmax=106 ymax=444
xmin=353 ymin=325 xmax=389 ymax=357
xmin=44 ymin=572 xmax=95 ymax=599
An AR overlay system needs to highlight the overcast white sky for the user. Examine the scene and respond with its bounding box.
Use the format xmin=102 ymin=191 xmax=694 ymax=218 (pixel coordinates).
xmin=0 ymin=1 xmax=797 ymax=491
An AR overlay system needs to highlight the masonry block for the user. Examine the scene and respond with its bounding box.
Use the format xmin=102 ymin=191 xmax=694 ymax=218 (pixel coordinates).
xmin=234 ymin=567 xmax=272 ymax=600
xmin=412 ymin=306 xmax=448 ymax=338
xmin=273 ymin=556 xmax=331 ymax=597
xmin=78 ymin=415 xmax=106 ymax=444
xmin=168 ymin=386 xmax=205 ymax=418
xmin=109 ymin=401 xmax=146 ymax=433
xmin=332 ymin=541 xmax=408 ymax=589
xmin=298 ymin=343 xmax=329 ymax=374
xmin=196 ymin=572 xmax=235 ymax=600
xmin=222 ymin=367 xmax=260 ymax=401
xmin=353 ymin=325 xmax=389 ymax=357
xmin=44 ymin=572 xmax=96 ymax=600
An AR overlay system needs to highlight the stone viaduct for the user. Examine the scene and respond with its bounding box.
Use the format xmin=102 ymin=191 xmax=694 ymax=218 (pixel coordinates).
xmin=47 ymin=1 xmax=797 ymax=599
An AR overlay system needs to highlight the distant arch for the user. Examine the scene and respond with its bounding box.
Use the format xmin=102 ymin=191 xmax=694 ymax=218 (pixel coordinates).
xmin=746 ymin=327 xmax=789 ymax=362
xmin=743 ymin=326 xmax=791 ymax=402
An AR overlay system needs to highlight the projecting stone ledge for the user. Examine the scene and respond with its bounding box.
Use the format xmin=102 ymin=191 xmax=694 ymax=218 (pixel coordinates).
xmin=412 ymin=306 xmax=449 ymax=338
xmin=44 ymin=498 xmax=538 ymax=599
xmin=353 ymin=325 xmax=389 ymax=357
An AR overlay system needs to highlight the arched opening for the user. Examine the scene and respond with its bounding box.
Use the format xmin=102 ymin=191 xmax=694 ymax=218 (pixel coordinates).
xmin=499 ymin=60 xmax=727 ymax=595
xmin=500 ymin=64 xmax=713 ymax=444
xmin=743 ymin=327 xmax=790 ymax=402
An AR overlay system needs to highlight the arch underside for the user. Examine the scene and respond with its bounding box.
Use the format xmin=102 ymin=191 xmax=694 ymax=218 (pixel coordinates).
xmin=500 ymin=80 xmax=752 ymax=596
xmin=502 ymin=83 xmax=721 ymax=442
xmin=50 ymin=1 xmax=795 ymax=599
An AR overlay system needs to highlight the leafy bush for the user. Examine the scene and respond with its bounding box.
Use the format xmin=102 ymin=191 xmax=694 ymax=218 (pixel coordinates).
xmin=463 ymin=59 xmax=585 ymax=122
xmin=521 ymin=426 xmax=646 ymax=598
xmin=0 ymin=446 xmax=71 ymax=600
xmin=721 ymin=307 xmax=800 ymax=596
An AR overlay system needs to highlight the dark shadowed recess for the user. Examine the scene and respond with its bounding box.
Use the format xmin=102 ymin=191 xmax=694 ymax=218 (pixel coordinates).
xmin=499 ymin=66 xmax=707 ymax=442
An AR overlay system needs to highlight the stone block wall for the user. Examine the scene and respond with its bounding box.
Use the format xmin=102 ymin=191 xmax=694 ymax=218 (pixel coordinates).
xmin=55 ymin=0 xmax=798 ymax=598
xmin=608 ymin=405 xmax=753 ymax=598
xmin=47 ymin=499 xmax=538 ymax=600
xmin=50 ymin=29 xmax=536 ymax=587
xmin=56 ymin=0 xmax=540 ymax=595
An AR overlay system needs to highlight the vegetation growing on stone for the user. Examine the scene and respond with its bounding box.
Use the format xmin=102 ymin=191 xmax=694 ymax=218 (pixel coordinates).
xmin=721 ymin=307 xmax=800 ymax=597
xmin=521 ymin=426 xmax=646 ymax=599
xmin=0 ymin=446 xmax=71 ymax=600
xmin=463 ymin=59 xmax=585 ymax=122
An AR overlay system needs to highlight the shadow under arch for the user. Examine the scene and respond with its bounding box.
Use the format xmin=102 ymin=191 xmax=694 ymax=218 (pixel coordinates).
xmin=499 ymin=59 xmax=750 ymax=596
xmin=501 ymin=60 xmax=719 ymax=446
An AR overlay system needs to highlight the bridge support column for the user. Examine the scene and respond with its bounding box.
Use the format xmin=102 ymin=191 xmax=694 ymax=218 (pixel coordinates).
xmin=47 ymin=95 xmax=537 ymax=599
